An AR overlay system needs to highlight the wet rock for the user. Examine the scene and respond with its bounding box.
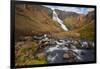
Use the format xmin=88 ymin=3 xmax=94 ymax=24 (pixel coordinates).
xmin=49 ymin=39 xmax=56 ymax=45
xmin=35 ymin=52 xmax=47 ymax=60
xmin=33 ymin=35 xmax=43 ymax=40
xmin=81 ymin=41 xmax=88 ymax=48
xmin=72 ymin=40 xmax=80 ymax=46
xmin=15 ymin=41 xmax=25 ymax=47
xmin=88 ymin=41 xmax=95 ymax=48
xmin=70 ymin=44 xmax=77 ymax=49
xmin=63 ymin=52 xmax=70 ymax=59
xmin=63 ymin=50 xmax=76 ymax=62
xmin=24 ymin=36 xmax=33 ymax=41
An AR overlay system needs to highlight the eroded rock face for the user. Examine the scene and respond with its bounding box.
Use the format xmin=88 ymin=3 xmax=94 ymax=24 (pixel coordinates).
xmin=55 ymin=9 xmax=79 ymax=20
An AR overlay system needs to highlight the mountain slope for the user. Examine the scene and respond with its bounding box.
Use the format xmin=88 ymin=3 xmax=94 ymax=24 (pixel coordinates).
xmin=55 ymin=9 xmax=79 ymax=20
xmin=15 ymin=4 xmax=95 ymax=40
xmin=54 ymin=9 xmax=86 ymax=30
xmin=75 ymin=21 xmax=95 ymax=40
xmin=15 ymin=4 xmax=63 ymax=40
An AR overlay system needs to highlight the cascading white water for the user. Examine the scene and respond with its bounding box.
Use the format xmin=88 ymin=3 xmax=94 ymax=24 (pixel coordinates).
xmin=52 ymin=8 xmax=69 ymax=31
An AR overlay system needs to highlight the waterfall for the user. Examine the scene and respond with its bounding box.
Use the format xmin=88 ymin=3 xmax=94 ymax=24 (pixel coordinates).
xmin=52 ymin=8 xmax=69 ymax=31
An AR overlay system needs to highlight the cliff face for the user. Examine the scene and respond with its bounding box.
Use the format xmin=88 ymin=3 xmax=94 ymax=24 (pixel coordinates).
xmin=55 ymin=9 xmax=79 ymax=20
xmin=85 ymin=11 xmax=95 ymax=23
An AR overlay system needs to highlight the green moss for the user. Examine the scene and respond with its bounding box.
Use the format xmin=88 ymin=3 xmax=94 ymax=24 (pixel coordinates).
xmin=27 ymin=59 xmax=47 ymax=65
xmin=64 ymin=17 xmax=78 ymax=30
xmin=15 ymin=41 xmax=43 ymax=65
xmin=32 ymin=42 xmax=38 ymax=48
xmin=15 ymin=41 xmax=48 ymax=66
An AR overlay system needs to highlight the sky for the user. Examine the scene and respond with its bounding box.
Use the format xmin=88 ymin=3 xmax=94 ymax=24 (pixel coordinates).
xmin=43 ymin=5 xmax=94 ymax=14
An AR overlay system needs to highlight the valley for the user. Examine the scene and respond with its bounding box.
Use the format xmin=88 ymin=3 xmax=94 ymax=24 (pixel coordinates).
xmin=15 ymin=4 xmax=95 ymax=66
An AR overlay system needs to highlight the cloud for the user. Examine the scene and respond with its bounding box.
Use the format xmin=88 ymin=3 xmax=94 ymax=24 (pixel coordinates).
xmin=87 ymin=8 xmax=95 ymax=12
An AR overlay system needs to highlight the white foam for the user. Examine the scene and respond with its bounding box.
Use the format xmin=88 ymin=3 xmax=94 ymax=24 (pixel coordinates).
xmin=46 ymin=45 xmax=60 ymax=52
xmin=52 ymin=9 xmax=69 ymax=31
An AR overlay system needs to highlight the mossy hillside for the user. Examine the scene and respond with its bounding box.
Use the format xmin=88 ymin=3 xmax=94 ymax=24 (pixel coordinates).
xmin=72 ymin=20 xmax=95 ymax=41
xmin=63 ymin=17 xmax=78 ymax=30
xmin=78 ymin=21 xmax=95 ymax=41
xmin=15 ymin=41 xmax=47 ymax=66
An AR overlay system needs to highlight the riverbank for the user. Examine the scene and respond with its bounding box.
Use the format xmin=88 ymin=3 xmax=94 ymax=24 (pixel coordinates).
xmin=15 ymin=34 xmax=95 ymax=66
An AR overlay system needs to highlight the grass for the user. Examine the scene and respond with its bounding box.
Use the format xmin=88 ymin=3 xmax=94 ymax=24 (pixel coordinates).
xmin=63 ymin=17 xmax=78 ymax=30
xmin=51 ymin=20 xmax=95 ymax=41
xmin=26 ymin=59 xmax=47 ymax=65
xmin=72 ymin=20 xmax=95 ymax=41
xmin=15 ymin=4 xmax=63 ymax=40
xmin=15 ymin=41 xmax=47 ymax=66
xmin=52 ymin=31 xmax=80 ymax=39
xmin=63 ymin=15 xmax=95 ymax=41
xmin=79 ymin=21 xmax=95 ymax=41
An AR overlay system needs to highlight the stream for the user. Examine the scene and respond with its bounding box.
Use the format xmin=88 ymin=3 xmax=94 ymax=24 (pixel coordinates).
xmin=34 ymin=34 xmax=95 ymax=64
xmin=44 ymin=44 xmax=94 ymax=63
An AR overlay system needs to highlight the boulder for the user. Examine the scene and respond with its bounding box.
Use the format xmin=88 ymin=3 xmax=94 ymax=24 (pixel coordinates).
xmin=24 ymin=36 xmax=33 ymax=41
xmin=63 ymin=50 xmax=76 ymax=61
xmin=36 ymin=52 xmax=47 ymax=60
xmin=63 ymin=53 xmax=70 ymax=59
